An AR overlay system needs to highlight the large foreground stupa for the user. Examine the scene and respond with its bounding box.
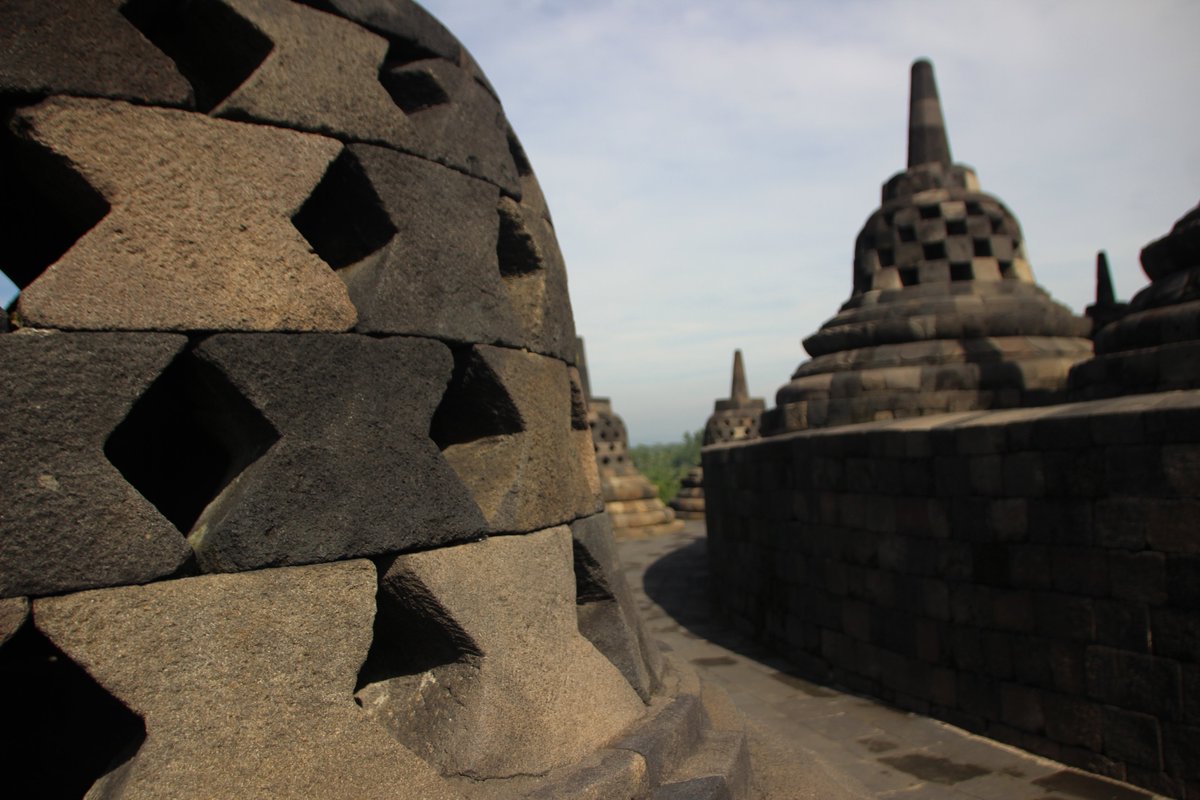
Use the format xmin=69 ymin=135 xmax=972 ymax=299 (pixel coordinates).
xmin=767 ymin=60 xmax=1092 ymax=433
xmin=0 ymin=2 xmax=751 ymax=796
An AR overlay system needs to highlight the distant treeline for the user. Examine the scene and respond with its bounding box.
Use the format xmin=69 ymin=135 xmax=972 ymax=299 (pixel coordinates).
xmin=628 ymin=429 xmax=703 ymax=503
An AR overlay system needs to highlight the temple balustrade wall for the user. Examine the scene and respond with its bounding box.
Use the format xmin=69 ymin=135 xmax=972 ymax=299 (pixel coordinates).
xmin=704 ymin=390 xmax=1200 ymax=797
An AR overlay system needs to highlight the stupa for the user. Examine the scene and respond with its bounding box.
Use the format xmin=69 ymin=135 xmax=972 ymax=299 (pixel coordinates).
xmin=0 ymin=2 xmax=752 ymax=796
xmin=671 ymin=350 xmax=764 ymax=520
xmin=578 ymin=338 xmax=684 ymax=538
xmin=1070 ymin=201 xmax=1200 ymax=398
xmin=767 ymin=59 xmax=1092 ymax=434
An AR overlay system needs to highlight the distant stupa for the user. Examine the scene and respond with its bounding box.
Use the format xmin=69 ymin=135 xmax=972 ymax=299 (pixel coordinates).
xmin=671 ymin=350 xmax=764 ymax=520
xmin=767 ymin=59 xmax=1092 ymax=433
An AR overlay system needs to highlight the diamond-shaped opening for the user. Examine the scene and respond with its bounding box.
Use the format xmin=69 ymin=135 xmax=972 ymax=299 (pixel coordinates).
xmin=990 ymin=216 xmax=1007 ymax=235
xmin=899 ymin=267 xmax=919 ymax=287
xmin=946 ymin=218 xmax=967 ymax=236
xmin=898 ymin=224 xmax=917 ymax=243
xmin=0 ymin=623 xmax=146 ymax=799
xmin=572 ymin=539 xmax=614 ymax=604
xmin=496 ymin=199 xmax=543 ymax=277
xmin=999 ymin=260 xmax=1016 ymax=278
xmin=0 ymin=108 xmax=110 ymax=302
xmin=965 ymin=201 xmax=985 ymax=216
xmin=973 ymin=237 xmax=992 ymax=257
xmin=379 ymin=62 xmax=450 ymax=115
xmin=950 ymin=262 xmax=973 ymax=281
xmin=293 ymin=149 xmax=396 ymax=271
xmin=104 ymin=345 xmax=279 ymax=535
xmin=923 ymin=241 xmax=947 ymax=260
xmin=121 ymin=0 xmax=273 ymax=113
xmin=430 ymin=346 xmax=524 ymax=449
xmin=877 ymin=247 xmax=895 ymax=268
xmin=918 ymin=204 xmax=941 ymax=219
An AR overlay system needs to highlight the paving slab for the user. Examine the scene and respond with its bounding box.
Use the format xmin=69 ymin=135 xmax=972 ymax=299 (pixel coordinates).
xmin=618 ymin=522 xmax=1167 ymax=800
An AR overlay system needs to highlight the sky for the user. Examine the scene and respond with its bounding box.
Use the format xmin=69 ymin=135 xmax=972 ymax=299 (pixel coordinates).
xmin=411 ymin=0 xmax=1200 ymax=444
xmin=5 ymin=1 xmax=1198 ymax=445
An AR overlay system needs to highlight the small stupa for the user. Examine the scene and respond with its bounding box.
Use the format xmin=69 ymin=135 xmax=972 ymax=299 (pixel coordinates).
xmin=671 ymin=350 xmax=764 ymax=520
xmin=767 ymin=59 xmax=1092 ymax=434
xmin=577 ymin=338 xmax=684 ymax=538
xmin=1070 ymin=201 xmax=1200 ymax=397
xmin=1084 ymin=251 xmax=1128 ymax=337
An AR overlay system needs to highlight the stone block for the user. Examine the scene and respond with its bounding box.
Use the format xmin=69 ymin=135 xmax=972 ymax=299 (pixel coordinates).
xmin=1103 ymin=707 xmax=1163 ymax=769
xmin=1028 ymin=499 xmax=1093 ymax=546
xmin=208 ymin=0 xmax=418 ymax=149
xmin=335 ymin=145 xmax=523 ymax=345
xmin=1009 ymin=544 xmax=1052 ymax=589
xmin=1162 ymin=444 xmax=1200 ymax=495
xmin=439 ymin=345 xmax=602 ymax=533
xmin=187 ymin=334 xmax=488 ymax=572
xmin=13 ymin=98 xmax=357 ymax=332
xmin=1 ymin=333 xmax=192 ymax=597
xmin=1035 ymin=593 xmax=1095 ymax=641
xmin=1049 ymin=546 xmax=1109 ymax=596
xmin=1000 ymin=683 xmax=1045 ymax=732
xmin=0 ymin=0 xmax=191 ymax=104
xmin=1146 ymin=500 xmax=1200 ymax=554
xmin=1002 ymin=451 xmax=1045 ymax=496
xmin=1109 ymin=551 xmax=1167 ymax=605
xmin=1094 ymin=498 xmax=1148 ymax=550
xmin=362 ymin=527 xmax=644 ymax=778
xmin=34 ymin=560 xmax=460 ymax=799
xmin=1042 ymin=692 xmax=1102 ymax=750
xmin=1166 ymin=556 xmax=1200 ymax=608
xmin=1152 ymin=607 xmax=1200 ymax=662
xmin=1093 ymin=600 xmax=1151 ymax=653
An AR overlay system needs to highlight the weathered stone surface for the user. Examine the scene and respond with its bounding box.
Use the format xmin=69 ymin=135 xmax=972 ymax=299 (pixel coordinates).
xmin=34 ymin=561 xmax=459 ymax=799
xmin=13 ymin=98 xmax=356 ymax=332
xmin=336 ymin=145 xmax=523 ymax=345
xmin=213 ymin=0 xmax=418 ymax=148
xmin=0 ymin=332 xmax=191 ymax=597
xmin=439 ymin=345 xmax=603 ymax=533
xmin=0 ymin=597 xmax=29 ymax=647
xmin=384 ymin=57 xmax=519 ymax=195
xmin=188 ymin=334 xmax=487 ymax=571
xmin=496 ymin=196 xmax=577 ymax=362
xmin=573 ymin=512 xmax=663 ymax=700
xmin=0 ymin=0 xmax=192 ymax=105
xmin=357 ymin=527 xmax=644 ymax=779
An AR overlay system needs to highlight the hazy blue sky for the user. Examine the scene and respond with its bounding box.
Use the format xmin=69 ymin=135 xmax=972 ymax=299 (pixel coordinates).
xmin=413 ymin=0 xmax=1200 ymax=443
xmin=6 ymin=1 xmax=1197 ymax=445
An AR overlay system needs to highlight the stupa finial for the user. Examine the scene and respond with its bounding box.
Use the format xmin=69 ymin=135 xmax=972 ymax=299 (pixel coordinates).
xmin=907 ymin=58 xmax=952 ymax=169
xmin=731 ymin=349 xmax=749 ymax=405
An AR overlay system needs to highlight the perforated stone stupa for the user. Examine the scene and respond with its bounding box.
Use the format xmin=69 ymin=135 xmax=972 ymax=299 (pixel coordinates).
xmin=0 ymin=3 xmax=753 ymax=797
xmin=671 ymin=350 xmax=764 ymax=520
xmin=767 ymin=59 xmax=1092 ymax=434
xmin=577 ymin=337 xmax=684 ymax=538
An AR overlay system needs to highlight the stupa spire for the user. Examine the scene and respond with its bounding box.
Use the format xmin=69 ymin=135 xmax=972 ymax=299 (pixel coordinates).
xmin=731 ymin=349 xmax=750 ymax=405
xmin=1095 ymin=251 xmax=1116 ymax=306
xmin=907 ymin=58 xmax=952 ymax=169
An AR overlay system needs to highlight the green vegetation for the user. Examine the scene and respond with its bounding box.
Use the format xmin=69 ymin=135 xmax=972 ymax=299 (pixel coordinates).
xmin=629 ymin=429 xmax=703 ymax=503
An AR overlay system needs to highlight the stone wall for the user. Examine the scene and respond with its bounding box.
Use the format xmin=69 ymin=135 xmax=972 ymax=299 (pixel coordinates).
xmin=704 ymin=390 xmax=1200 ymax=797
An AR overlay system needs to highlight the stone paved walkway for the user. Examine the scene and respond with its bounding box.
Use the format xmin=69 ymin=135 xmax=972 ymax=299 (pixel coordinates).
xmin=617 ymin=521 xmax=1164 ymax=800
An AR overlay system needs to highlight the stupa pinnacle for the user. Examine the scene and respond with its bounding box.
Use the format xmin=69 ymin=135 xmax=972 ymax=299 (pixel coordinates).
xmin=766 ymin=59 xmax=1092 ymax=434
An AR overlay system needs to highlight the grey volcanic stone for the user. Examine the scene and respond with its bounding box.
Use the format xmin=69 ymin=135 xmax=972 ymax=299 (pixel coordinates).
xmin=385 ymin=57 xmax=520 ymax=195
xmin=0 ymin=0 xmax=191 ymax=105
xmin=440 ymin=345 xmax=603 ymax=533
xmin=497 ymin=196 xmax=578 ymax=362
xmin=213 ymin=0 xmax=419 ymax=149
xmin=356 ymin=527 xmax=644 ymax=779
xmin=189 ymin=333 xmax=487 ymax=572
xmin=0 ymin=332 xmax=191 ymax=598
xmin=34 ymin=561 xmax=459 ymax=800
xmin=572 ymin=512 xmax=663 ymax=701
xmin=13 ymin=98 xmax=357 ymax=332
xmin=0 ymin=597 xmax=29 ymax=647
xmin=340 ymin=145 xmax=523 ymax=346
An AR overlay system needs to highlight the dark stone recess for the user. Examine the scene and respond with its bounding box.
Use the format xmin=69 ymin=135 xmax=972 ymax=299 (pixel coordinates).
xmin=186 ymin=333 xmax=488 ymax=572
xmin=0 ymin=0 xmax=192 ymax=105
xmin=430 ymin=344 xmax=524 ymax=449
xmin=0 ymin=332 xmax=192 ymax=598
xmin=0 ymin=112 xmax=111 ymax=294
xmin=120 ymin=0 xmax=273 ymax=113
xmin=0 ymin=623 xmax=146 ymax=800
